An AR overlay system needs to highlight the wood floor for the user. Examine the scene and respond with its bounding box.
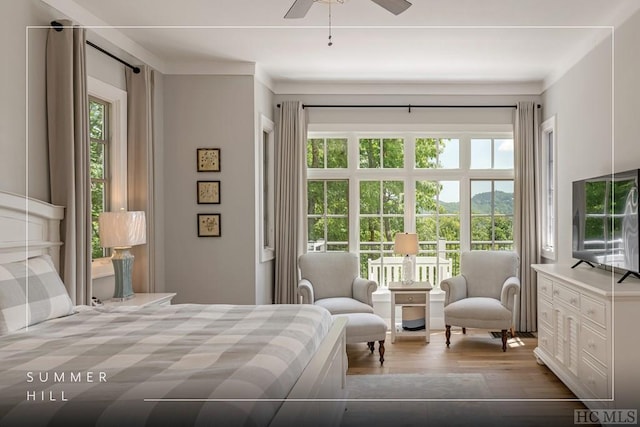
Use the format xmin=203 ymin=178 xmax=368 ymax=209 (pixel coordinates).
xmin=345 ymin=327 xmax=588 ymax=426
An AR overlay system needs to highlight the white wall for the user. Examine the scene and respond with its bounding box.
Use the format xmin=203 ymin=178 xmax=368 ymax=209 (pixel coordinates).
xmin=1 ymin=0 xmax=57 ymax=200
xmin=163 ymin=75 xmax=257 ymax=304
xmin=541 ymin=9 xmax=640 ymax=265
xmin=613 ymin=9 xmax=640 ymax=172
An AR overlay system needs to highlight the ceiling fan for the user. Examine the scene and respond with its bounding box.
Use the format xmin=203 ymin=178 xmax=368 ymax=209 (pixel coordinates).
xmin=284 ymin=0 xmax=412 ymax=19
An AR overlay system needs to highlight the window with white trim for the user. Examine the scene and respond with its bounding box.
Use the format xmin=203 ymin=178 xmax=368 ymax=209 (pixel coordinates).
xmin=540 ymin=116 xmax=557 ymax=260
xmin=89 ymin=96 xmax=110 ymax=259
xmin=306 ymin=128 xmax=514 ymax=289
xmin=259 ymin=115 xmax=275 ymax=262
xmin=88 ymin=78 xmax=127 ymax=266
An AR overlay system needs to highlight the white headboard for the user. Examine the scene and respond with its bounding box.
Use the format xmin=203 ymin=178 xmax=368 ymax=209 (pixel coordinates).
xmin=0 ymin=191 xmax=64 ymax=270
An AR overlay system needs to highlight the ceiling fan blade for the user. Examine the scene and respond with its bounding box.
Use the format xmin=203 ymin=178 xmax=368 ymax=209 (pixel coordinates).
xmin=370 ymin=0 xmax=412 ymax=15
xmin=284 ymin=0 xmax=315 ymax=19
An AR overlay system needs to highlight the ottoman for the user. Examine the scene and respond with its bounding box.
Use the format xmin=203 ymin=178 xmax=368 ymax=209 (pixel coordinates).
xmin=334 ymin=313 xmax=387 ymax=365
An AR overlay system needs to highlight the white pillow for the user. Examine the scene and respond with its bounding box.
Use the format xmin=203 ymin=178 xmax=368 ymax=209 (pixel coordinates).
xmin=0 ymin=255 xmax=74 ymax=334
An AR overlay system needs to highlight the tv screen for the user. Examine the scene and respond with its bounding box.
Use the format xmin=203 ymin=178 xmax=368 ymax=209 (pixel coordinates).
xmin=572 ymin=169 xmax=639 ymax=275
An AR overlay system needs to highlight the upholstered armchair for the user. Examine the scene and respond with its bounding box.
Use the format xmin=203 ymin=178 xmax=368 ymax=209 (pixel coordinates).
xmin=440 ymin=251 xmax=520 ymax=351
xmin=298 ymin=252 xmax=377 ymax=315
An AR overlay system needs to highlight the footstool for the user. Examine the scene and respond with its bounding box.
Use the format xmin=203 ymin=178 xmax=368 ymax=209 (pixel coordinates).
xmin=334 ymin=313 xmax=387 ymax=365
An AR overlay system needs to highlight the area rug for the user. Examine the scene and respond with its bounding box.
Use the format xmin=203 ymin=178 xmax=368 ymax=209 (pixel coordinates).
xmin=490 ymin=331 xmax=537 ymax=338
xmin=341 ymin=373 xmax=499 ymax=427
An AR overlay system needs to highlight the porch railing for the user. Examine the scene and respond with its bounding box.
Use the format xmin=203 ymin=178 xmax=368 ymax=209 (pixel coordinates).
xmin=367 ymin=256 xmax=452 ymax=289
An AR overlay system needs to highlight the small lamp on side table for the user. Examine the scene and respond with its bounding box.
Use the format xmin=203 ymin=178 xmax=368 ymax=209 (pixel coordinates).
xmin=98 ymin=210 xmax=146 ymax=301
xmin=394 ymin=232 xmax=419 ymax=284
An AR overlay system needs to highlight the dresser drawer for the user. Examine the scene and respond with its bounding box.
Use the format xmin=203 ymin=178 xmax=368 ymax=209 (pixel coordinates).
xmin=538 ymin=298 xmax=553 ymax=328
xmin=538 ymin=275 xmax=553 ymax=300
xmin=553 ymin=284 xmax=580 ymax=309
xmin=580 ymin=355 xmax=610 ymax=399
xmin=581 ymin=324 xmax=608 ymax=366
xmin=394 ymin=292 xmax=426 ymax=304
xmin=581 ymin=295 xmax=606 ymax=329
xmin=537 ymin=324 xmax=553 ymax=355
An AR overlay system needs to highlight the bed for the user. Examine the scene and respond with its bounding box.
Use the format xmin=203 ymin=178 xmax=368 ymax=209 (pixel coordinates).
xmin=0 ymin=191 xmax=347 ymax=426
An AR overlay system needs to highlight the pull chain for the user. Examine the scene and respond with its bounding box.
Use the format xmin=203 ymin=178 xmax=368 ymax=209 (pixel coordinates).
xmin=328 ymin=1 xmax=333 ymax=46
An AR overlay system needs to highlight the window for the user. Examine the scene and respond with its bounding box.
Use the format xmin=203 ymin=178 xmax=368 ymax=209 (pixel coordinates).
xmin=259 ymin=115 xmax=275 ymax=262
xmin=89 ymin=96 xmax=110 ymax=259
xmin=88 ymin=77 xmax=127 ymax=265
xmin=540 ymin=116 xmax=557 ymax=260
xmin=306 ymin=129 xmax=514 ymax=289
xmin=308 ymin=180 xmax=349 ymax=252
xmin=470 ymin=180 xmax=514 ymax=250
xmin=471 ymin=138 xmax=514 ymax=169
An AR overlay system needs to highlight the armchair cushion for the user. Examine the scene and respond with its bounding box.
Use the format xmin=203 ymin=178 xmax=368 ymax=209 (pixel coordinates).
xmin=462 ymin=251 xmax=519 ymax=299
xmin=315 ymin=297 xmax=375 ymax=315
xmin=444 ymin=297 xmax=513 ymax=330
xmin=298 ymin=253 xmax=359 ymax=301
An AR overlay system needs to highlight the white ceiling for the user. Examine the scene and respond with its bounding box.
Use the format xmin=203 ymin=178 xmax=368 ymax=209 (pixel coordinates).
xmin=55 ymin=0 xmax=640 ymax=89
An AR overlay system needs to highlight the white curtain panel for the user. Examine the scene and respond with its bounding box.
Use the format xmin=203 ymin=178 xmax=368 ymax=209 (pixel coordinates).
xmin=45 ymin=20 xmax=91 ymax=305
xmin=125 ymin=66 xmax=155 ymax=293
xmin=514 ymin=101 xmax=541 ymax=332
xmin=274 ymin=101 xmax=308 ymax=304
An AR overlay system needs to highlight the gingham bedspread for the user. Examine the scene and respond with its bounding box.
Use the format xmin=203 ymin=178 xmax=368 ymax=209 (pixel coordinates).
xmin=0 ymin=303 xmax=333 ymax=426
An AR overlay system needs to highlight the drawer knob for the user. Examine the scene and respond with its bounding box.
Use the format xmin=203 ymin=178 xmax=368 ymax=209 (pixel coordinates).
xmin=570 ymin=298 xmax=578 ymax=305
xmin=553 ymin=290 xmax=560 ymax=295
xmin=408 ymin=297 xmax=414 ymax=301
xmin=587 ymin=309 xmax=595 ymax=315
xmin=588 ymin=340 xmax=595 ymax=348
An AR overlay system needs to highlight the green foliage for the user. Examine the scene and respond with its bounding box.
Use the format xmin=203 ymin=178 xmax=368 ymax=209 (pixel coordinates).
xmin=415 ymin=138 xmax=440 ymax=168
xmin=89 ymin=99 xmax=108 ymax=260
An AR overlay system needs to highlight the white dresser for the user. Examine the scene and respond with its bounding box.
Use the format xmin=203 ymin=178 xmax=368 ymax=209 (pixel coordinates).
xmin=531 ymin=264 xmax=640 ymax=410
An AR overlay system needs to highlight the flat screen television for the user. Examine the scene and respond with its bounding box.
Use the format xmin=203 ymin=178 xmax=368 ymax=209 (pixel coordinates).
xmin=572 ymin=169 xmax=640 ymax=283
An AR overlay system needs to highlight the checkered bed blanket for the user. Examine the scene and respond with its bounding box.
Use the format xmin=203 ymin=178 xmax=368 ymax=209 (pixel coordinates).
xmin=0 ymin=303 xmax=333 ymax=426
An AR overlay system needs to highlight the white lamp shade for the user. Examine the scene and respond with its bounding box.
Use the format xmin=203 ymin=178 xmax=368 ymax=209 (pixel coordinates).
xmin=394 ymin=232 xmax=419 ymax=255
xmin=99 ymin=211 xmax=146 ymax=248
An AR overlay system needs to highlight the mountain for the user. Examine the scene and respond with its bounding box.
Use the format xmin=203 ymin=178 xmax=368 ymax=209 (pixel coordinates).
xmin=439 ymin=191 xmax=513 ymax=214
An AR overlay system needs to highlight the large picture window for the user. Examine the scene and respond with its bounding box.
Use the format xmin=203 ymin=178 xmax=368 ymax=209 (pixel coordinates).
xmin=306 ymin=129 xmax=514 ymax=289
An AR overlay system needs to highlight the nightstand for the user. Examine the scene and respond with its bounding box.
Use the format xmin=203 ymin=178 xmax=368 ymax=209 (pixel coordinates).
xmin=388 ymin=281 xmax=432 ymax=343
xmin=104 ymin=293 xmax=177 ymax=307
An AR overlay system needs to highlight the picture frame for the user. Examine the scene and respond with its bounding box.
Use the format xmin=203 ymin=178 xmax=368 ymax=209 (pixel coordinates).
xmin=197 ymin=148 xmax=221 ymax=172
xmin=197 ymin=180 xmax=220 ymax=204
xmin=198 ymin=214 xmax=221 ymax=237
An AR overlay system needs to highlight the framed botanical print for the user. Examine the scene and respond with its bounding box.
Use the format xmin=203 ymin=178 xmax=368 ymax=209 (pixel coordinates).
xmin=197 ymin=148 xmax=221 ymax=172
xmin=197 ymin=180 xmax=220 ymax=204
xmin=198 ymin=213 xmax=221 ymax=237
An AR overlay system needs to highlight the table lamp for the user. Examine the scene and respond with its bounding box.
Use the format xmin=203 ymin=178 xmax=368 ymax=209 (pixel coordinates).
xmin=394 ymin=232 xmax=419 ymax=284
xmin=99 ymin=210 xmax=146 ymax=300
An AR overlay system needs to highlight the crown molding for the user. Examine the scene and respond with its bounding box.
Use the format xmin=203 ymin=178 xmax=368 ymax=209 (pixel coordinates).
xmin=272 ymin=81 xmax=544 ymax=96
xmin=162 ymin=61 xmax=256 ymax=76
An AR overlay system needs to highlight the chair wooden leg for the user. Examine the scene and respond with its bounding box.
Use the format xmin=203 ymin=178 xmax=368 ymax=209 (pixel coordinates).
xmin=445 ymin=325 xmax=451 ymax=347
xmin=378 ymin=340 xmax=385 ymax=365
xmin=501 ymin=329 xmax=508 ymax=352
xmin=367 ymin=341 xmax=375 ymax=353
xmin=510 ymin=327 xmax=515 ymax=338
xmin=462 ymin=327 xmax=466 ymax=334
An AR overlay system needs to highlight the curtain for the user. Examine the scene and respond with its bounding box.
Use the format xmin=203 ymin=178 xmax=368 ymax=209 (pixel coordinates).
xmin=46 ymin=20 xmax=91 ymax=305
xmin=274 ymin=101 xmax=308 ymax=304
xmin=125 ymin=66 xmax=155 ymax=293
xmin=514 ymin=101 xmax=541 ymax=332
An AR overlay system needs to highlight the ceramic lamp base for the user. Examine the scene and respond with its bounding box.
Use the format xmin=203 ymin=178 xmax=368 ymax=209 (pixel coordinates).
xmin=402 ymin=255 xmax=414 ymax=284
xmin=111 ymin=247 xmax=135 ymax=300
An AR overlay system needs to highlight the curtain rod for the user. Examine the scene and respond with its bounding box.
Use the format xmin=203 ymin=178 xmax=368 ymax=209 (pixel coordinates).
xmin=277 ymin=104 xmax=541 ymax=111
xmin=51 ymin=21 xmax=141 ymax=74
